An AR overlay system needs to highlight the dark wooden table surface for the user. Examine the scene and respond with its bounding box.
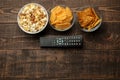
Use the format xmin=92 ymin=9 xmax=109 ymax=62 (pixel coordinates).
xmin=0 ymin=0 xmax=120 ymax=80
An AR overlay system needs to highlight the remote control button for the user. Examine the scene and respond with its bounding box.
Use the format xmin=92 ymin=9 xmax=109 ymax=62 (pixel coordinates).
xmin=78 ymin=43 xmax=81 ymax=45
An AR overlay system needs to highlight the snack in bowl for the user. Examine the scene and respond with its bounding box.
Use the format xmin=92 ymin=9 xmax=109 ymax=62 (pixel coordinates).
xmin=17 ymin=3 xmax=48 ymax=34
xmin=50 ymin=6 xmax=74 ymax=31
xmin=77 ymin=7 xmax=102 ymax=32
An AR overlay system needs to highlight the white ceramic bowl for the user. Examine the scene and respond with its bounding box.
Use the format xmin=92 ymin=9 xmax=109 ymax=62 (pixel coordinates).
xmin=17 ymin=3 xmax=48 ymax=34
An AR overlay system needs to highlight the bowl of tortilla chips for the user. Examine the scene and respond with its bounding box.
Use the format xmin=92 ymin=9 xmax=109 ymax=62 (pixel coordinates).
xmin=49 ymin=5 xmax=75 ymax=31
xmin=77 ymin=6 xmax=102 ymax=32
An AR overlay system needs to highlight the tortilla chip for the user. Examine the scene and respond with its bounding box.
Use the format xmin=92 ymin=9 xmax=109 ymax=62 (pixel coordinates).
xmin=55 ymin=23 xmax=71 ymax=30
xmin=50 ymin=12 xmax=56 ymax=24
xmin=66 ymin=7 xmax=73 ymax=18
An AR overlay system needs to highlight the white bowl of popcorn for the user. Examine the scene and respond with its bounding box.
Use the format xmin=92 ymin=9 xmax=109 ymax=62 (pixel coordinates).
xmin=17 ymin=3 xmax=48 ymax=34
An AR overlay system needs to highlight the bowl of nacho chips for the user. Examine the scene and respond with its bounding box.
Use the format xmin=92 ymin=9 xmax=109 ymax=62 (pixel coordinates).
xmin=49 ymin=5 xmax=75 ymax=31
xmin=77 ymin=6 xmax=102 ymax=32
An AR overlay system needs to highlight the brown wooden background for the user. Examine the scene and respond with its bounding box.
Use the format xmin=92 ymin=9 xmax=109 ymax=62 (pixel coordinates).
xmin=0 ymin=0 xmax=120 ymax=80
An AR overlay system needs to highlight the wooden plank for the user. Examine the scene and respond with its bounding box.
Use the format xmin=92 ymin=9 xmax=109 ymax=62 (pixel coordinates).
xmin=0 ymin=0 xmax=120 ymax=7
xmin=0 ymin=22 xmax=120 ymax=50
xmin=0 ymin=0 xmax=119 ymax=23
xmin=90 ymin=0 xmax=120 ymax=6
xmin=0 ymin=50 xmax=119 ymax=79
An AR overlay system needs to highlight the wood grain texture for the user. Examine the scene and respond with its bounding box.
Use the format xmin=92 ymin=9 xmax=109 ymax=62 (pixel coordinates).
xmin=0 ymin=0 xmax=120 ymax=23
xmin=0 ymin=50 xmax=120 ymax=79
xmin=0 ymin=0 xmax=120 ymax=80
xmin=0 ymin=22 xmax=120 ymax=50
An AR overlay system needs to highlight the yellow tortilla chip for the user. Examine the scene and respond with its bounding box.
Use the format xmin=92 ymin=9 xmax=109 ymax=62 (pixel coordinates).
xmin=56 ymin=6 xmax=64 ymax=15
xmin=51 ymin=19 xmax=62 ymax=25
xmin=64 ymin=16 xmax=73 ymax=22
xmin=51 ymin=6 xmax=62 ymax=14
xmin=57 ymin=11 xmax=67 ymax=21
xmin=50 ymin=12 xmax=56 ymax=24
xmin=55 ymin=23 xmax=71 ymax=30
xmin=66 ymin=7 xmax=72 ymax=17
xmin=83 ymin=7 xmax=93 ymax=16
xmin=93 ymin=19 xmax=101 ymax=27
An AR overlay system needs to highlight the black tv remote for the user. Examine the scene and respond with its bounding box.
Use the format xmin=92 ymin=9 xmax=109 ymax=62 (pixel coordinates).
xmin=40 ymin=35 xmax=83 ymax=47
